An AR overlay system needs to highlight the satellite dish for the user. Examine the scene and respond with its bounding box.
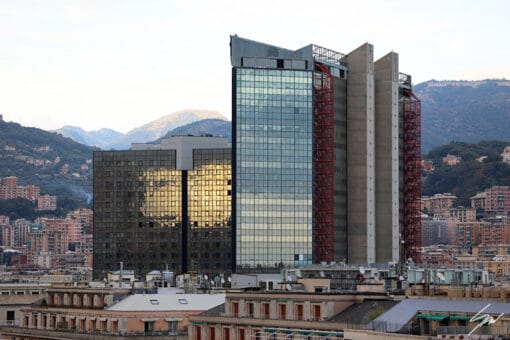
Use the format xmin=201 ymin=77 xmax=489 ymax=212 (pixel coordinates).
xmin=221 ymin=278 xmax=225 ymax=284
xmin=359 ymin=266 xmax=366 ymax=274
xmin=210 ymin=280 xmax=214 ymax=285
xmin=204 ymin=274 xmax=208 ymax=280
xmin=399 ymin=275 xmax=405 ymax=281
xmin=319 ymin=271 xmax=325 ymax=278
xmin=227 ymin=277 xmax=232 ymax=282
xmin=286 ymin=284 xmax=292 ymax=291
xmin=286 ymin=275 xmax=293 ymax=282
xmin=437 ymin=272 xmax=446 ymax=281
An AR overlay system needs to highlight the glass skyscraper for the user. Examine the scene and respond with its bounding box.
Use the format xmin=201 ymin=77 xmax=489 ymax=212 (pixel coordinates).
xmin=93 ymin=136 xmax=232 ymax=279
xmin=231 ymin=36 xmax=416 ymax=271
xmin=234 ymin=67 xmax=313 ymax=271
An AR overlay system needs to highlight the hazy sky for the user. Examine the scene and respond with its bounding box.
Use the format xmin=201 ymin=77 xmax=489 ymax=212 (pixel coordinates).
xmin=1 ymin=0 xmax=509 ymax=133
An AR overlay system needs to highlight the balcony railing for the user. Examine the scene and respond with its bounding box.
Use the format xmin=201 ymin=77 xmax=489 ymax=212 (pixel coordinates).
xmin=0 ymin=324 xmax=187 ymax=338
xmin=219 ymin=313 xmax=325 ymax=322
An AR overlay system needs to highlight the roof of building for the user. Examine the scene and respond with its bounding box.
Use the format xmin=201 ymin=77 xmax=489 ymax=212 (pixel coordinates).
xmin=373 ymin=298 xmax=510 ymax=332
xmin=0 ymin=295 xmax=45 ymax=306
xmin=333 ymin=299 xmax=399 ymax=325
xmin=107 ymin=293 xmax=225 ymax=312
xmin=199 ymin=302 xmax=225 ymax=317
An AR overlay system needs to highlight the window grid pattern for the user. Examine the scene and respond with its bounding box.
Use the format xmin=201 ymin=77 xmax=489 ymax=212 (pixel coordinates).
xmin=93 ymin=150 xmax=182 ymax=278
xmin=235 ymin=68 xmax=313 ymax=271
xmin=188 ymin=149 xmax=232 ymax=274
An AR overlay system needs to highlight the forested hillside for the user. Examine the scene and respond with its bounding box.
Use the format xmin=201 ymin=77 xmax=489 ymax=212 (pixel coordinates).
xmin=422 ymin=141 xmax=510 ymax=206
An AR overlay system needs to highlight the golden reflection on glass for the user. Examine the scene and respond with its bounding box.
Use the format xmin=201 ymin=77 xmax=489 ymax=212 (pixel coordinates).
xmin=188 ymin=163 xmax=231 ymax=229
xmin=139 ymin=168 xmax=182 ymax=228
xmin=187 ymin=149 xmax=232 ymax=274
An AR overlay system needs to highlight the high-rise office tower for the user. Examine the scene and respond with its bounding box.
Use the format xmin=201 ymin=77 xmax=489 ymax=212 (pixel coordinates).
xmin=231 ymin=36 xmax=421 ymax=272
xmin=93 ymin=136 xmax=232 ymax=279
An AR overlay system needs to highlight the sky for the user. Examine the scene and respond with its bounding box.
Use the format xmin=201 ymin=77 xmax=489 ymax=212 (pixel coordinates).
xmin=1 ymin=0 xmax=509 ymax=133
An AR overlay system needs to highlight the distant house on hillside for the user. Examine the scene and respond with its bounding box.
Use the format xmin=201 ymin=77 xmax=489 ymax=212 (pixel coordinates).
xmin=501 ymin=146 xmax=510 ymax=164
xmin=421 ymin=160 xmax=435 ymax=172
xmin=442 ymin=154 xmax=461 ymax=166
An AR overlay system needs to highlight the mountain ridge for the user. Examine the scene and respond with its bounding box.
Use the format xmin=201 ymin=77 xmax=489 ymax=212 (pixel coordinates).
xmin=53 ymin=126 xmax=122 ymax=149
xmin=415 ymin=78 xmax=510 ymax=152
xmin=106 ymin=109 xmax=227 ymax=149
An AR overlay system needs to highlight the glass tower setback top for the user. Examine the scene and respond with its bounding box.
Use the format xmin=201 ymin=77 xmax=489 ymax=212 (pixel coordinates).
xmin=235 ymin=68 xmax=313 ymax=271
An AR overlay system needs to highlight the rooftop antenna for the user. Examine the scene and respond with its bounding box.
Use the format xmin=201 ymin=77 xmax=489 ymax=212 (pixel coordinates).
xmin=119 ymin=261 xmax=123 ymax=288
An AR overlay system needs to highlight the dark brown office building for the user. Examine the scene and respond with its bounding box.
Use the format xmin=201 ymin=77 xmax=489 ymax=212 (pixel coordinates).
xmin=93 ymin=136 xmax=232 ymax=280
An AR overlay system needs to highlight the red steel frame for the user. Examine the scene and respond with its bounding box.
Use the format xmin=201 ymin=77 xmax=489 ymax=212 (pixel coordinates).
xmin=313 ymin=62 xmax=335 ymax=262
xmin=402 ymin=89 xmax=422 ymax=263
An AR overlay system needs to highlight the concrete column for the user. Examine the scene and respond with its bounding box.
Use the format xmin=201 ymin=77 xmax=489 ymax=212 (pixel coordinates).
xmin=47 ymin=293 xmax=54 ymax=306
xmin=64 ymin=293 xmax=70 ymax=306
xmin=374 ymin=51 xmax=400 ymax=264
xmin=346 ymin=43 xmax=376 ymax=264
xmin=270 ymin=300 xmax=277 ymax=319
xmin=304 ymin=301 xmax=311 ymax=321
xmin=73 ymin=293 xmax=83 ymax=307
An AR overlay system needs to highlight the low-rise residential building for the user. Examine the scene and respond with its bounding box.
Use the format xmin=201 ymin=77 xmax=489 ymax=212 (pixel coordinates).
xmin=16 ymin=185 xmax=40 ymax=201
xmin=484 ymin=185 xmax=510 ymax=216
xmin=422 ymin=193 xmax=457 ymax=217
xmin=0 ymin=215 xmax=9 ymax=226
xmin=37 ymin=195 xmax=57 ymax=211
xmin=66 ymin=208 xmax=93 ymax=235
xmin=448 ymin=221 xmax=493 ymax=246
xmin=501 ymin=145 xmax=510 ymax=164
xmin=421 ymin=160 xmax=434 ymax=172
xmin=0 ymin=284 xmax=48 ymax=328
xmin=442 ymin=154 xmax=461 ymax=165
xmin=479 ymin=223 xmax=510 ymax=245
xmin=449 ymin=206 xmax=476 ymax=222
xmin=0 ymin=177 xmax=40 ymax=201
xmin=0 ymin=287 xmax=224 ymax=339
xmin=421 ymin=247 xmax=454 ymax=268
xmin=375 ymin=298 xmax=510 ymax=338
xmin=29 ymin=230 xmax=68 ymax=267
xmin=42 ymin=218 xmax=82 ymax=244
xmin=470 ymin=192 xmax=486 ymax=211
xmin=189 ymin=290 xmax=395 ymax=340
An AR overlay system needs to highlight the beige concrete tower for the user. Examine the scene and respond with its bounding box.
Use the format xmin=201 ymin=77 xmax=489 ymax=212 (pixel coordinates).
xmin=374 ymin=52 xmax=400 ymax=263
xmin=346 ymin=43 xmax=375 ymax=264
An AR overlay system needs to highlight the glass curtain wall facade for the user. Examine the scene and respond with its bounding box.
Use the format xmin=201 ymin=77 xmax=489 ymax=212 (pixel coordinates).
xmin=93 ymin=144 xmax=232 ymax=280
xmin=188 ymin=149 xmax=232 ymax=273
xmin=93 ymin=150 xmax=182 ymax=279
xmin=234 ymin=68 xmax=313 ymax=271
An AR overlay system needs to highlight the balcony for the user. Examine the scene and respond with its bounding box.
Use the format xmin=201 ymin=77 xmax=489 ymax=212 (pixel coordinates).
xmin=0 ymin=325 xmax=188 ymax=339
